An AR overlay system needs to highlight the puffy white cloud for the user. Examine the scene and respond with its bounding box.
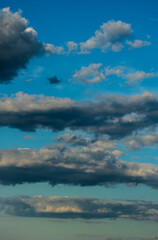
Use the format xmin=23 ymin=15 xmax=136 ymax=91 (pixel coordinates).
xmin=43 ymin=43 xmax=65 ymax=55
xmin=105 ymin=66 xmax=124 ymax=77
xmin=72 ymin=63 xmax=156 ymax=86
xmin=66 ymin=41 xmax=78 ymax=53
xmin=79 ymin=20 xmax=133 ymax=53
xmin=73 ymin=63 xmax=105 ymax=84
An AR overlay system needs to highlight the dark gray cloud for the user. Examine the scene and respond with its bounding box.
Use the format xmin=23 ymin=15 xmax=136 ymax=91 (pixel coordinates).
xmin=48 ymin=76 xmax=61 ymax=84
xmin=0 ymin=8 xmax=53 ymax=83
xmin=1 ymin=195 xmax=158 ymax=221
xmin=0 ymin=91 xmax=158 ymax=138
xmin=0 ymin=139 xmax=158 ymax=188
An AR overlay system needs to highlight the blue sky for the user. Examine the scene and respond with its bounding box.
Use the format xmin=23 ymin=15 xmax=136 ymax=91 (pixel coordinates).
xmin=0 ymin=0 xmax=158 ymax=239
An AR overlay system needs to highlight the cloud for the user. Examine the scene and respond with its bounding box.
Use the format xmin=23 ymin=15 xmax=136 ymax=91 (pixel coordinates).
xmin=0 ymin=91 xmax=158 ymax=138
xmin=125 ymin=133 xmax=158 ymax=151
xmin=57 ymin=133 xmax=92 ymax=146
xmin=0 ymin=7 xmax=71 ymax=83
xmin=1 ymin=195 xmax=158 ymax=221
xmin=43 ymin=43 xmax=65 ymax=55
xmin=79 ymin=20 xmax=133 ymax=53
xmin=126 ymin=39 xmax=151 ymax=49
xmin=124 ymin=71 xmax=155 ymax=86
xmin=72 ymin=63 xmax=155 ymax=86
xmin=0 ymin=137 xmax=158 ymax=188
xmin=79 ymin=20 xmax=150 ymax=54
xmin=73 ymin=63 xmax=105 ymax=84
xmin=66 ymin=41 xmax=78 ymax=53
xmin=105 ymin=66 xmax=124 ymax=77
xmin=48 ymin=76 xmax=61 ymax=84
xmin=0 ymin=8 xmax=49 ymax=83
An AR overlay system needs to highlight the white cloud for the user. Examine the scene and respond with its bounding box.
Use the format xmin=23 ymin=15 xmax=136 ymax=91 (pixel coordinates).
xmin=66 ymin=41 xmax=78 ymax=53
xmin=43 ymin=43 xmax=65 ymax=55
xmin=72 ymin=63 xmax=156 ymax=86
xmin=79 ymin=20 xmax=133 ymax=53
xmin=105 ymin=66 xmax=124 ymax=77
xmin=124 ymin=71 xmax=155 ymax=86
xmin=73 ymin=63 xmax=105 ymax=84
xmin=126 ymin=39 xmax=151 ymax=49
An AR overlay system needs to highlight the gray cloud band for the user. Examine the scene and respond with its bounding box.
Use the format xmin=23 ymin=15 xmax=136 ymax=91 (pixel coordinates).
xmin=0 ymin=142 xmax=157 ymax=188
xmin=0 ymin=91 xmax=157 ymax=138
xmin=1 ymin=196 xmax=158 ymax=221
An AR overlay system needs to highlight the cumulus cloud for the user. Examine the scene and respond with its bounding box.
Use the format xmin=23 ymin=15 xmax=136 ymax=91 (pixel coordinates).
xmin=43 ymin=43 xmax=65 ymax=55
xmin=0 ymin=8 xmax=70 ymax=83
xmin=126 ymin=40 xmax=151 ymax=49
xmin=0 ymin=136 xmax=158 ymax=188
xmin=66 ymin=41 xmax=78 ymax=53
xmin=73 ymin=63 xmax=105 ymax=84
xmin=125 ymin=133 xmax=158 ymax=151
xmin=79 ymin=20 xmax=133 ymax=53
xmin=72 ymin=64 xmax=155 ymax=86
xmin=0 ymin=8 xmax=47 ymax=83
xmin=48 ymin=76 xmax=61 ymax=84
xmin=124 ymin=71 xmax=155 ymax=86
xmin=1 ymin=195 xmax=158 ymax=221
xmin=0 ymin=91 xmax=158 ymax=137
xmin=105 ymin=66 xmax=124 ymax=77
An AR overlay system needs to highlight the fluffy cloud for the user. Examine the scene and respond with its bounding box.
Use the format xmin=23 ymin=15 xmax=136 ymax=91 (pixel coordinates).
xmin=125 ymin=133 xmax=158 ymax=151
xmin=0 ymin=136 xmax=158 ymax=188
xmin=0 ymin=91 xmax=158 ymax=137
xmin=79 ymin=20 xmax=150 ymax=54
xmin=124 ymin=71 xmax=155 ymax=86
xmin=43 ymin=43 xmax=65 ymax=55
xmin=72 ymin=63 xmax=155 ymax=86
xmin=66 ymin=41 xmax=78 ymax=53
xmin=105 ymin=66 xmax=124 ymax=77
xmin=73 ymin=63 xmax=105 ymax=84
xmin=79 ymin=20 xmax=133 ymax=53
xmin=1 ymin=195 xmax=158 ymax=221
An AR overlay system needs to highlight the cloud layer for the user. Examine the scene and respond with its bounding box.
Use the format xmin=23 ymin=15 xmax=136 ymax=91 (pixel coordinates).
xmin=0 ymin=136 xmax=158 ymax=188
xmin=1 ymin=195 xmax=158 ymax=221
xmin=0 ymin=91 xmax=158 ymax=138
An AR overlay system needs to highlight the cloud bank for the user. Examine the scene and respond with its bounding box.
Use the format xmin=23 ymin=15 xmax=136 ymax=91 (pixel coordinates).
xmin=0 ymin=92 xmax=158 ymax=138
xmin=1 ymin=195 xmax=158 ymax=221
xmin=0 ymin=137 xmax=158 ymax=188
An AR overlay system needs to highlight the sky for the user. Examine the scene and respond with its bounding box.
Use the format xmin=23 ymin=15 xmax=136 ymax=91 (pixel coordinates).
xmin=0 ymin=0 xmax=158 ymax=239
